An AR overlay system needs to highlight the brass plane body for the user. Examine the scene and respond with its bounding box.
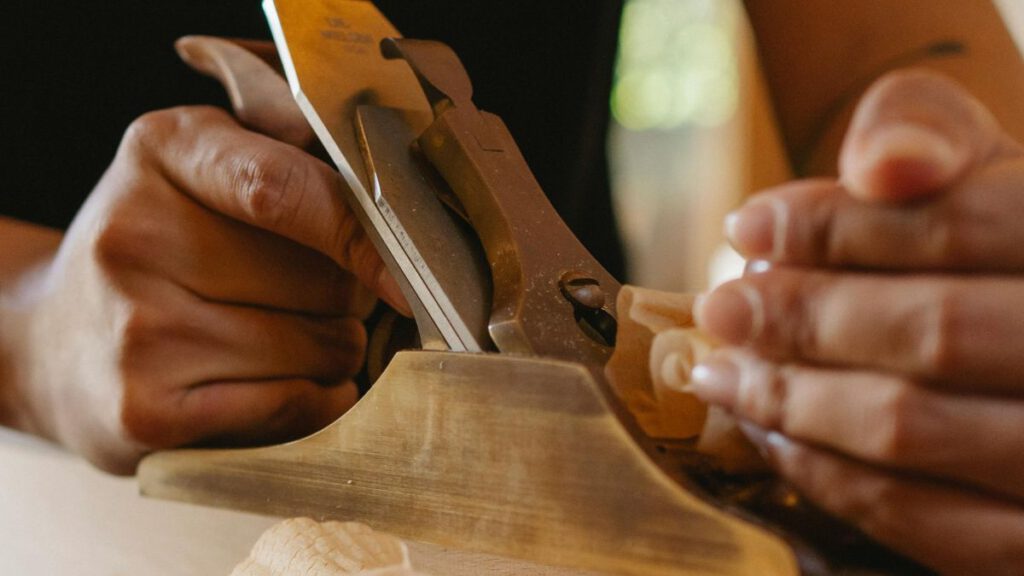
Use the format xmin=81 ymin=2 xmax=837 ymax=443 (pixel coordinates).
xmin=139 ymin=351 xmax=798 ymax=576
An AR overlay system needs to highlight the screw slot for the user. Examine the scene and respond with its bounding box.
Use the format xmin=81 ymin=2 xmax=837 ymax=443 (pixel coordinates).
xmin=561 ymin=275 xmax=606 ymax=310
xmin=560 ymin=273 xmax=617 ymax=347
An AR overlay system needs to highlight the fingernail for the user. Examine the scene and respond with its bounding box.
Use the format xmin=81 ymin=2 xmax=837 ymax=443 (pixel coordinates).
xmin=694 ymin=284 xmax=764 ymax=344
xmin=744 ymin=259 xmax=772 ymax=276
xmin=725 ymin=199 xmax=786 ymax=259
xmin=689 ymin=356 xmax=740 ymax=407
xmin=870 ymin=124 xmax=958 ymax=168
xmin=378 ymin=269 xmax=412 ymax=317
xmin=737 ymin=421 xmax=791 ymax=464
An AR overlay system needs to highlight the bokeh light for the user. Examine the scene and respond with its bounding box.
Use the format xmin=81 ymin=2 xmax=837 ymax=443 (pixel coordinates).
xmin=612 ymin=0 xmax=739 ymax=131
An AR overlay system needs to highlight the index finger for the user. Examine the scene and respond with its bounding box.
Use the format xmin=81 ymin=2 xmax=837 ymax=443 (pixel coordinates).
xmin=123 ymin=106 xmax=410 ymax=314
xmin=695 ymin=267 xmax=1024 ymax=393
xmin=725 ymin=163 xmax=1024 ymax=272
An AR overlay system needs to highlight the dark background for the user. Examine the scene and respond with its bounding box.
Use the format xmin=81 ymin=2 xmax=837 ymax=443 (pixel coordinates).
xmin=0 ymin=1 xmax=625 ymax=277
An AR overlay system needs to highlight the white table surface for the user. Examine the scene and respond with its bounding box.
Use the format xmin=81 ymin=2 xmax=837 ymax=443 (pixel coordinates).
xmin=0 ymin=428 xmax=593 ymax=576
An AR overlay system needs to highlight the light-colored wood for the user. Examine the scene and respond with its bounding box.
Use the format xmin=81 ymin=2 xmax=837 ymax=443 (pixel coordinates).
xmin=229 ymin=518 xmax=422 ymax=576
xmin=604 ymin=287 xmax=708 ymax=439
xmin=606 ymin=286 xmax=766 ymax=473
xmin=649 ymin=327 xmax=713 ymax=429
xmin=139 ymin=351 xmax=798 ymax=576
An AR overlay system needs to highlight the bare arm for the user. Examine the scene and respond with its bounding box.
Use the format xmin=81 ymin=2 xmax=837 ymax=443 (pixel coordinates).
xmin=0 ymin=218 xmax=61 ymax=431
xmin=743 ymin=0 xmax=1024 ymax=175
xmin=0 ymin=218 xmax=61 ymax=285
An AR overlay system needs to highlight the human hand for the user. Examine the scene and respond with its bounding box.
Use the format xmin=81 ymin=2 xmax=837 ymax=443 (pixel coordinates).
xmin=4 ymin=44 xmax=408 ymax=473
xmin=690 ymin=70 xmax=1024 ymax=574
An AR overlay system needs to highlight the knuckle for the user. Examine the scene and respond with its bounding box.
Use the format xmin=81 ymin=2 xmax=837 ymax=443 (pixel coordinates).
xmin=351 ymin=240 xmax=385 ymax=288
xmin=792 ymin=314 xmax=822 ymax=363
xmin=118 ymin=306 xmax=175 ymax=378
xmin=736 ymin=360 xmax=789 ymax=429
xmin=849 ymin=476 xmax=907 ymax=537
xmin=332 ymin=206 xmax=364 ymax=269
xmin=263 ymin=387 xmax=337 ymax=443
xmin=324 ymin=318 xmax=368 ymax=378
xmin=122 ymin=110 xmax=178 ymax=153
xmin=743 ymin=270 xmax=830 ymax=362
xmin=109 ymin=306 xmax=204 ymax=453
xmin=325 ymin=267 xmax=358 ymax=302
xmin=776 ymin=444 xmax=840 ymax=508
xmin=798 ymin=182 xmax=857 ymax=267
xmin=789 ymin=276 xmax=830 ymax=361
xmin=796 ymin=454 xmax=903 ymax=536
xmin=915 ymin=286 xmax=962 ymax=375
xmin=869 ymin=385 xmax=926 ymax=463
xmin=264 ymin=392 xmax=305 ymax=434
xmin=121 ymin=106 xmax=226 ymax=155
xmin=344 ymin=319 xmax=369 ymax=366
xmin=919 ymin=207 xmax=960 ymax=266
xmin=936 ymin=184 xmax=1002 ymax=266
xmin=93 ymin=214 xmax=157 ymax=276
xmin=818 ymin=197 xmax=847 ymax=264
xmin=119 ymin=392 xmax=174 ymax=448
xmin=233 ymin=151 xmax=308 ymax=228
xmin=118 ymin=374 xmax=175 ymax=449
xmin=254 ymin=386 xmax=328 ymax=444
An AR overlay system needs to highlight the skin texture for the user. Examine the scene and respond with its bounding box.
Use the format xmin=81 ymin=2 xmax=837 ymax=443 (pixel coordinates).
xmin=0 ymin=104 xmax=408 ymax=474
xmin=691 ymin=71 xmax=1024 ymax=574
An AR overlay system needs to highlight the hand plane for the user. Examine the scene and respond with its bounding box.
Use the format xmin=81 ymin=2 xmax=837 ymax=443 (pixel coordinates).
xmin=139 ymin=2 xmax=932 ymax=574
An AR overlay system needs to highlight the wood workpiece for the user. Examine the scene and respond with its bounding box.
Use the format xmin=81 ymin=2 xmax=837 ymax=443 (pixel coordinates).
xmin=605 ymin=286 xmax=708 ymax=439
xmin=229 ymin=518 xmax=423 ymax=576
xmin=606 ymin=285 xmax=765 ymax=472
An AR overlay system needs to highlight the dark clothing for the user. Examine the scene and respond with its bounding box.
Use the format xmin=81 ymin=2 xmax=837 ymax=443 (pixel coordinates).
xmin=0 ymin=1 xmax=625 ymax=278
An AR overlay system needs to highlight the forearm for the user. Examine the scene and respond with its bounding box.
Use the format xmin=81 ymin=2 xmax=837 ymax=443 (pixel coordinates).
xmin=742 ymin=0 xmax=1024 ymax=175
xmin=0 ymin=217 xmax=62 ymax=430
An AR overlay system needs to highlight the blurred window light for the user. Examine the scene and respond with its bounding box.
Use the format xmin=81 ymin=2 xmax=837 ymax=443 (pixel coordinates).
xmin=612 ymin=0 xmax=739 ymax=131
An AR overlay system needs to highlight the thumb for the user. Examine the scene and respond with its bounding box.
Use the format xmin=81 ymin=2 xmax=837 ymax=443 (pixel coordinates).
xmin=173 ymin=37 xmax=411 ymax=316
xmin=839 ymin=69 xmax=1018 ymax=202
xmin=175 ymin=35 xmax=316 ymax=149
